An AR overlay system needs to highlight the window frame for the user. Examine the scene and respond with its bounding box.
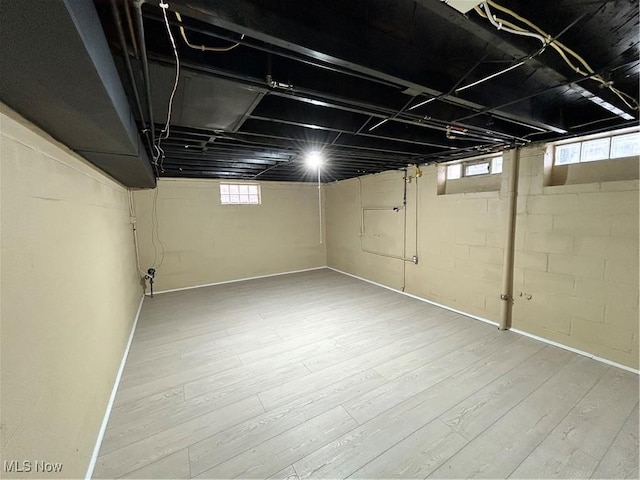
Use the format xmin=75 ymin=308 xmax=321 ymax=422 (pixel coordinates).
xmin=552 ymin=128 xmax=639 ymax=166
xmin=446 ymin=154 xmax=504 ymax=180
xmin=219 ymin=183 xmax=261 ymax=205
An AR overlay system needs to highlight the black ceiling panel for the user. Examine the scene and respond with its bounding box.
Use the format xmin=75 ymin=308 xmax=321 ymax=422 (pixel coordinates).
xmin=87 ymin=0 xmax=638 ymax=183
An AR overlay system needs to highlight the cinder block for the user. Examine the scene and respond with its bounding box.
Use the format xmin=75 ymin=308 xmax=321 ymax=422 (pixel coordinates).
xmin=543 ymin=184 xmax=598 ymax=194
xmin=524 ymin=232 xmax=574 ymax=254
xmin=454 ymin=258 xmax=486 ymax=277
xmin=552 ymin=213 xmax=611 ymax=237
xmin=604 ymin=259 xmax=639 ymax=288
xmin=546 ymin=295 xmax=605 ymax=323
xmin=455 ymin=228 xmax=486 ymax=246
xmin=487 ymin=198 xmax=505 ymax=214
xmin=524 ymin=269 xmax=574 ymax=294
xmin=513 ymin=302 xmax=571 ymax=334
xmin=469 ymin=246 xmax=504 ymax=265
xmin=516 ymin=214 xmax=554 ymax=233
xmin=610 ymin=214 xmax=639 ymax=238
xmin=577 ymin=191 xmax=639 ymax=215
xmin=484 ymin=264 xmax=503 ymax=283
xmin=486 ymin=230 xmax=506 ymax=248
xmin=527 ymin=194 xmax=578 ymax=214
xmin=571 ymin=319 xmax=635 ymax=353
xmin=575 ymin=278 xmax=640 ymax=308
xmin=574 ymin=236 xmax=638 ymax=260
xmin=604 ymin=304 xmax=640 ymax=330
xmin=599 ymin=180 xmax=639 ymax=192
xmin=547 ymin=254 xmax=605 ymax=280
xmin=514 ymin=250 xmax=548 ymax=271
xmin=440 ymin=243 xmax=470 ymax=259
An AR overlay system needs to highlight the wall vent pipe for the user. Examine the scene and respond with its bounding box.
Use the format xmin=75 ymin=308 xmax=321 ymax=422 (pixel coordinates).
xmin=499 ymin=148 xmax=520 ymax=330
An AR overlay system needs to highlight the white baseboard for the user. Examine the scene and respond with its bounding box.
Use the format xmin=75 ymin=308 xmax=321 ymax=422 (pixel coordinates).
xmin=85 ymin=294 xmax=145 ymax=480
xmin=146 ymin=266 xmax=327 ymax=295
xmin=327 ymin=267 xmax=639 ymax=375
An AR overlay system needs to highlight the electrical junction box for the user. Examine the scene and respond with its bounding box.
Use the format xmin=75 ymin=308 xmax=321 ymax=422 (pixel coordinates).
xmin=441 ymin=0 xmax=484 ymax=13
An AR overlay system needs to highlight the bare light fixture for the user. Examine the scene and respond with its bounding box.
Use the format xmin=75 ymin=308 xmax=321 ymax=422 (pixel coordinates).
xmin=305 ymin=150 xmax=323 ymax=169
xmin=305 ymin=150 xmax=324 ymax=244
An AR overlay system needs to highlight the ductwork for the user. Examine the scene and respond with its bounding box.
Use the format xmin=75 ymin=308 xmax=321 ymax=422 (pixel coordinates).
xmin=0 ymin=0 xmax=156 ymax=188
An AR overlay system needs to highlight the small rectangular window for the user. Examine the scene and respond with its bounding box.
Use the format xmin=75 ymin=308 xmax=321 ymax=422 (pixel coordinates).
xmin=465 ymin=162 xmax=490 ymax=176
xmin=220 ymin=183 xmax=261 ymax=205
xmin=491 ymin=157 xmax=503 ymax=174
xmin=553 ymin=129 xmax=639 ymax=166
xmin=581 ymin=137 xmax=610 ymax=162
xmin=611 ymin=132 xmax=640 ymax=158
xmin=447 ymin=164 xmax=462 ymax=180
xmin=555 ymin=143 xmax=581 ymax=165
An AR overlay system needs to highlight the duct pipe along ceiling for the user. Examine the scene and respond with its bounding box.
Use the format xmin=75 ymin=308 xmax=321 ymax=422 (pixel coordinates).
xmin=2 ymin=0 xmax=639 ymax=183
xmin=0 ymin=0 xmax=156 ymax=188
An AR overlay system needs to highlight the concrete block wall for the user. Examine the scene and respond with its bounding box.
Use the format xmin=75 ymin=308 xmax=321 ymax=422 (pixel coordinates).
xmin=325 ymin=142 xmax=639 ymax=370
xmin=513 ymin=147 xmax=639 ymax=368
xmin=133 ymin=178 xmax=327 ymax=292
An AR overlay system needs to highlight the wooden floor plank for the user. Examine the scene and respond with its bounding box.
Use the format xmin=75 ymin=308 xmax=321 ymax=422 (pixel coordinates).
xmin=194 ymin=406 xmax=358 ymax=479
xmin=188 ymin=369 xmax=387 ymax=476
xmin=93 ymin=269 xmax=638 ymax=480
xmin=94 ymin=396 xmax=264 ymax=478
xmin=592 ymin=403 xmax=639 ymax=479
xmin=347 ymin=419 xmax=467 ymax=479
xmin=429 ymin=355 xmax=608 ymax=479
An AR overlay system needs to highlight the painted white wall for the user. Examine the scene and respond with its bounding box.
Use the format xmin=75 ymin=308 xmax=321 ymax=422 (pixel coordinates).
xmin=326 ymin=145 xmax=639 ymax=369
xmin=0 ymin=105 xmax=142 ymax=478
xmin=133 ymin=178 xmax=327 ymax=292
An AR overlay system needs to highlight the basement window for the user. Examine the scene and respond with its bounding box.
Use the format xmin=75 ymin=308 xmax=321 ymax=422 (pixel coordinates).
xmin=553 ymin=129 xmax=640 ymax=165
xmin=220 ymin=183 xmax=261 ymax=205
xmin=446 ymin=155 xmax=503 ymax=180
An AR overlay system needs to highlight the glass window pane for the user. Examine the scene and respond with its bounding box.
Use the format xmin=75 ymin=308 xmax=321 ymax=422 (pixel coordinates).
xmin=230 ymin=194 xmax=239 ymax=203
xmin=249 ymin=195 xmax=259 ymax=204
xmin=248 ymin=185 xmax=258 ymax=195
xmin=220 ymin=194 xmax=230 ymax=204
xmin=447 ymin=164 xmax=462 ymax=180
xmin=555 ymin=143 xmax=580 ymax=165
xmin=220 ymin=184 xmax=229 ymax=194
xmin=491 ymin=157 xmax=503 ymax=174
xmin=239 ymin=195 xmax=249 ymax=204
xmin=581 ymin=138 xmax=610 ymax=162
xmin=465 ymin=162 xmax=490 ymax=176
xmin=239 ymin=185 xmax=249 ymax=194
xmin=611 ymin=133 xmax=640 ymax=158
xmin=229 ymin=184 xmax=239 ymax=194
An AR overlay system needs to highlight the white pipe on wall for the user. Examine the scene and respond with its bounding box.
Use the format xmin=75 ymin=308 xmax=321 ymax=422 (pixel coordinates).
xmin=499 ymin=148 xmax=520 ymax=330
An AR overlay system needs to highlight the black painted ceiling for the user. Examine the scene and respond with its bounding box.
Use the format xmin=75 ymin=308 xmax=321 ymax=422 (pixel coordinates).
xmin=94 ymin=0 xmax=639 ymax=182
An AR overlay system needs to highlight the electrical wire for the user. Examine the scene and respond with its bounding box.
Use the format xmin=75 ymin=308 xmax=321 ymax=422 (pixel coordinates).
xmin=476 ymin=1 xmax=639 ymax=112
xmin=157 ymin=1 xmax=181 ymax=172
xmin=175 ymin=11 xmax=244 ymax=52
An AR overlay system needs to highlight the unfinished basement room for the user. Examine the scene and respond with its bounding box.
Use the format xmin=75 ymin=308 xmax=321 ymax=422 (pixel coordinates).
xmin=1 ymin=0 xmax=639 ymax=479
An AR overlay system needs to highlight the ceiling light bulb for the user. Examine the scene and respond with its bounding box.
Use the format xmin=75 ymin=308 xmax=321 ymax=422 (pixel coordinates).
xmin=306 ymin=151 xmax=323 ymax=169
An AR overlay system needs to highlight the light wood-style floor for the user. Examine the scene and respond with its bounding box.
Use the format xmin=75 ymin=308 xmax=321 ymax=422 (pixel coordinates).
xmin=93 ymin=269 xmax=639 ymax=479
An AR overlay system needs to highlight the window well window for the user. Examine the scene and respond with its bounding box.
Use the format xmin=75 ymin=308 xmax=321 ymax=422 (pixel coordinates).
xmin=553 ymin=130 xmax=639 ymax=166
xmin=446 ymin=155 xmax=503 ymax=180
xmin=220 ymin=183 xmax=261 ymax=205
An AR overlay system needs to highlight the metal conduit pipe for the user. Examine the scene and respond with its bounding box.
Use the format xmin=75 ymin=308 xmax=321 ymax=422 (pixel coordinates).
xmin=110 ymin=0 xmax=154 ymax=156
xmin=499 ymin=148 xmax=520 ymax=330
xmin=133 ymin=0 xmax=157 ymax=155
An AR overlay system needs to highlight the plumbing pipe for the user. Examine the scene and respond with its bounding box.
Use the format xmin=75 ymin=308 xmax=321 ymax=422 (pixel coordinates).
xmin=133 ymin=0 xmax=157 ymax=156
xmin=499 ymin=148 xmax=520 ymax=330
xmin=110 ymin=0 xmax=154 ymax=157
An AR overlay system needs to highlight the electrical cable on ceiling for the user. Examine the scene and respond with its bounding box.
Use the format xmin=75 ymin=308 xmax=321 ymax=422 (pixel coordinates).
xmin=475 ymin=1 xmax=639 ymax=112
xmin=175 ymin=11 xmax=245 ymax=52
xmin=156 ymin=0 xmax=181 ymax=173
